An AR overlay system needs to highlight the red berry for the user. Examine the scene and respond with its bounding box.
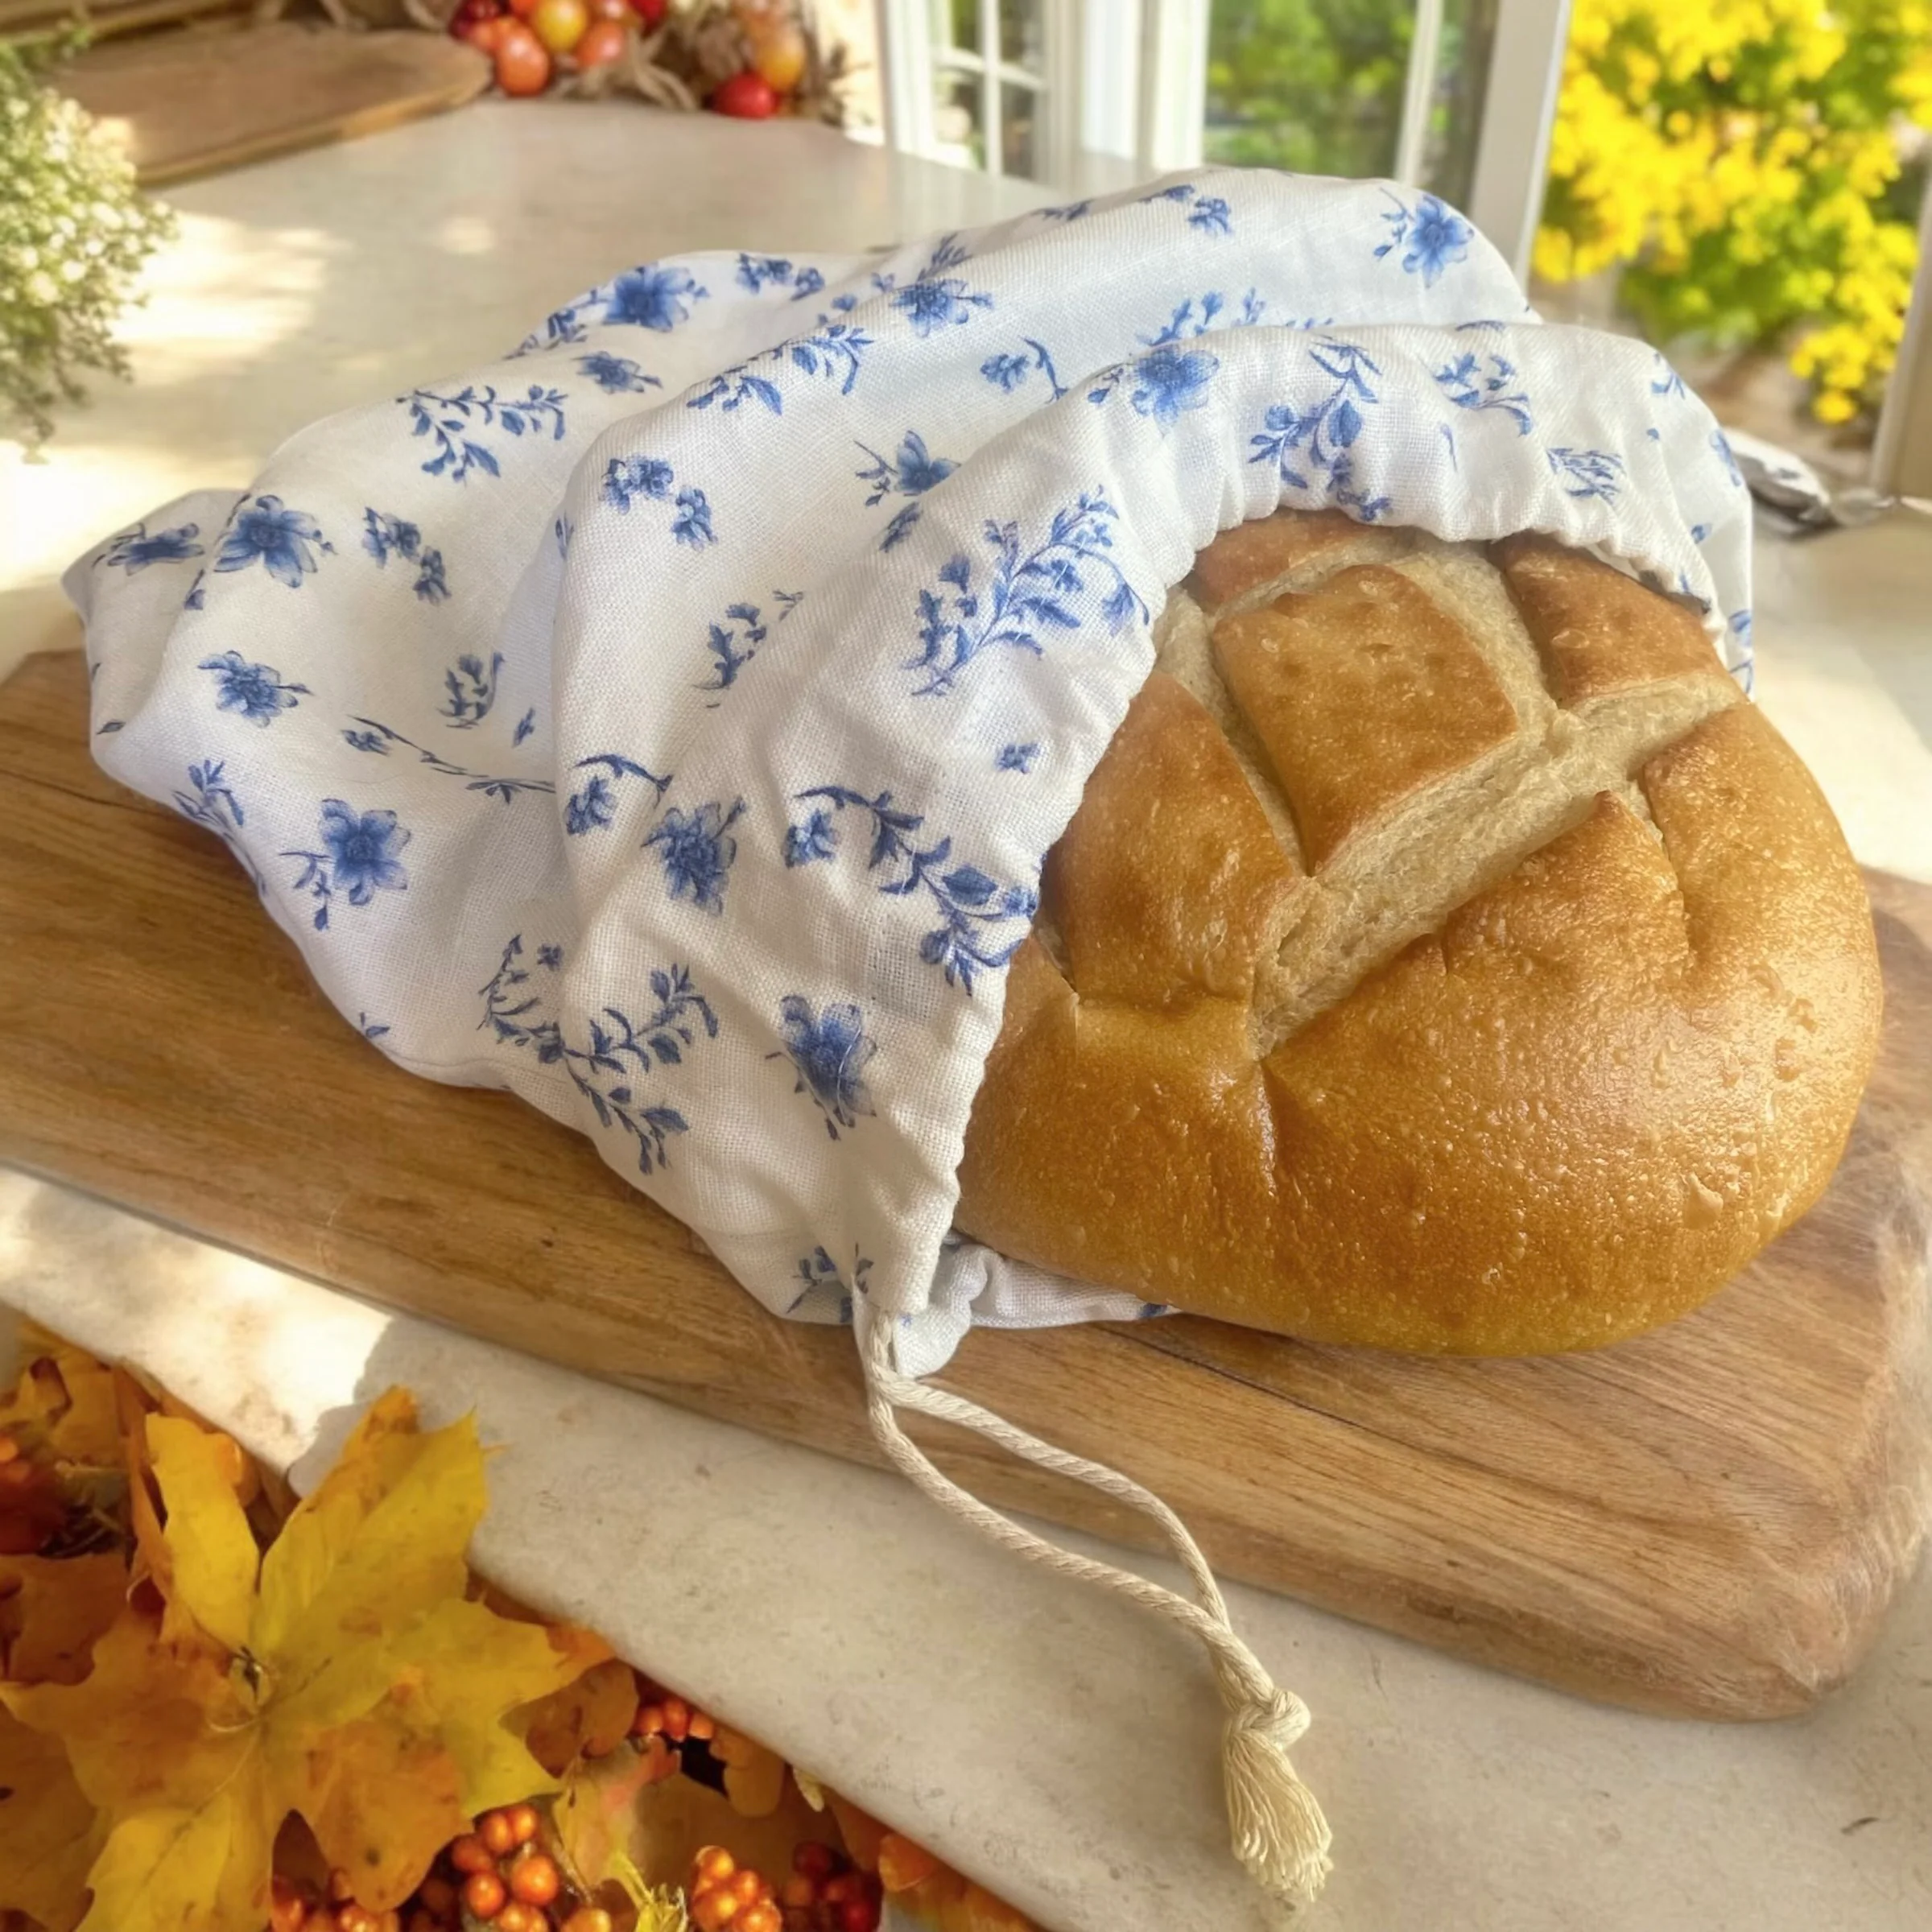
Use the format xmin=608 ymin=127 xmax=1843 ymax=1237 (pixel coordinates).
xmin=710 ymin=70 xmax=778 ymax=118
xmin=629 ymin=0 xmax=667 ymax=23
xmin=793 ymin=1843 xmax=839 ymax=1882
xmin=836 ymin=1897 xmax=880 ymax=1932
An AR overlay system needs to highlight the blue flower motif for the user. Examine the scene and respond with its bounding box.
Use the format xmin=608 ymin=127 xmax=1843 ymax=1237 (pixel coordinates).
xmin=791 ymin=266 xmax=825 ymax=300
xmin=643 ymin=799 xmax=745 ymax=914
xmin=782 ymin=807 xmax=836 ymax=866
xmin=672 ymin=488 xmax=716 ymax=548
xmin=197 ymin=650 xmax=311 ymax=726
xmin=879 ymin=505 xmax=923 ymax=552
xmin=1375 ymin=192 xmax=1472 ymax=287
xmin=514 ymin=708 xmax=537 ymax=746
xmin=577 ymin=352 xmax=662 ymax=394
xmin=736 ymin=253 xmax=794 ymax=293
xmin=1651 ymin=354 xmax=1688 ymax=398
xmin=215 ymin=495 xmax=332 ymax=588
xmin=1121 ymin=345 xmax=1219 ymax=431
xmin=890 ymin=234 xmax=994 ymax=337
xmin=320 ymin=802 xmax=408 ymax=902
xmin=602 ymin=455 xmax=675 ymax=511
xmin=536 ymin=943 xmax=564 ymax=969
xmin=98 ymin=521 xmax=204 ymax=573
xmin=771 ymin=996 xmax=877 ymax=1139
xmin=605 ymin=263 xmax=708 ymax=331
xmin=855 ymin=431 xmax=956 ymax=506
xmin=567 ymin=774 xmax=613 ymax=835
xmin=1711 ymin=429 xmax=1744 ymax=487
xmin=183 ymin=570 xmax=207 ymax=611
xmin=362 ymin=507 xmax=420 ymax=565
xmin=414 ymin=549 xmax=449 ymax=603
xmin=1188 ymin=196 xmax=1232 ymax=234
xmin=996 ymin=742 xmax=1039 ymax=774
xmin=282 ymin=801 xmax=410 ymax=929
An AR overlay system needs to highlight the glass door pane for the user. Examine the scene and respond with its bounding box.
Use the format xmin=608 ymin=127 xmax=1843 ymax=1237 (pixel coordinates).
xmin=1203 ymin=0 xmax=1497 ymax=200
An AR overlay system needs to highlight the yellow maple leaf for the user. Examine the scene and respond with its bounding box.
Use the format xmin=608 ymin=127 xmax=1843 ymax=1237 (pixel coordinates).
xmin=5 ymin=1389 xmax=610 ymax=1932
xmin=0 ymin=1704 xmax=101 ymax=1932
xmin=0 ymin=1552 xmax=128 ymax=1686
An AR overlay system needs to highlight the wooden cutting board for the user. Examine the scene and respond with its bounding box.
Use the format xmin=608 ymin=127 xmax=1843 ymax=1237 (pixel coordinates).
xmin=2 ymin=648 xmax=1927 ymax=1720
xmin=59 ymin=23 xmax=491 ymax=188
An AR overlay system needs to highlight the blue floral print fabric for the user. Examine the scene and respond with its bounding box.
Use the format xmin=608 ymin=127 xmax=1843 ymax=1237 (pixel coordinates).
xmin=70 ymin=171 xmax=1752 ymax=1374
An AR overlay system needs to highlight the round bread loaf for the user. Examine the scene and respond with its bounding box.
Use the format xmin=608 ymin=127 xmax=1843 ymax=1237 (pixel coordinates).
xmin=953 ymin=510 xmax=1883 ymax=1354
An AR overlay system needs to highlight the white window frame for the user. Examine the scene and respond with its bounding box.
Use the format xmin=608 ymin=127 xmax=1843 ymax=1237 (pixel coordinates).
xmin=877 ymin=0 xmax=1080 ymax=186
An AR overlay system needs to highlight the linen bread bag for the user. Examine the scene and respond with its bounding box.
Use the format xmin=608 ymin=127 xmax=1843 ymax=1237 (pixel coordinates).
xmin=69 ymin=168 xmax=1880 ymax=1909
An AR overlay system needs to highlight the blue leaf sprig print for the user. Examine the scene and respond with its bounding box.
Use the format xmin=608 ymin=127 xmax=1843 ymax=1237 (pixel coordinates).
xmin=402 ymin=384 xmax=568 ymax=483
xmin=1433 ymin=353 xmax=1533 ymax=434
xmin=481 ymin=936 xmax=712 ymax=1175
xmin=687 ymin=322 xmax=876 ymax=415
xmin=171 ymin=761 xmax=264 ymax=894
xmin=644 ymin=799 xmax=744 ymax=914
xmin=601 ymin=455 xmax=716 ymax=547
xmin=903 ymin=491 xmax=1148 ymax=698
xmin=441 ymin=653 xmax=502 ymax=729
xmin=1143 ymin=290 xmax=1265 ymax=341
xmin=782 ymin=786 xmax=1038 ymax=993
xmin=565 ymin=752 xmax=672 ymax=833
xmin=1249 ymin=341 xmax=1393 ymax=521
xmin=1547 ymin=448 xmax=1626 ymax=501
xmin=787 ymin=1245 xmax=872 ymax=1319
xmin=97 ymin=521 xmax=204 ymax=574
xmin=362 ymin=509 xmax=451 ymax=602
xmin=1141 ymin=183 xmax=1232 ymax=236
xmin=980 ymin=336 xmax=1067 ymax=400
xmin=696 ymin=591 xmax=801 ymax=700
xmin=343 ymin=716 xmax=551 ymax=803
xmin=770 ymin=996 xmax=877 ymax=1138
xmin=1375 ymin=191 xmax=1472 ymax=287
xmin=734 ymin=254 xmax=826 ymax=299
xmin=282 ymin=800 xmax=410 ymax=931
xmin=217 ymin=497 xmax=333 ymax=588
xmin=199 ymin=652 xmax=310 ymax=726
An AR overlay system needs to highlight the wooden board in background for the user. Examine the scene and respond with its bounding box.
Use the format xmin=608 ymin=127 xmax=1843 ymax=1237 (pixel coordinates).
xmin=1 ymin=649 xmax=1927 ymax=1720
xmin=59 ymin=23 xmax=490 ymax=186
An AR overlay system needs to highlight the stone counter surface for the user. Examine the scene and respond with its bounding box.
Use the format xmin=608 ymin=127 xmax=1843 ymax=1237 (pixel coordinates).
xmin=3 ymin=99 xmax=1929 ymax=1932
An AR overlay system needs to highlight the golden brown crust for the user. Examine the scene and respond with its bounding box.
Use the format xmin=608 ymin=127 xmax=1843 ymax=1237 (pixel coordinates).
xmin=1213 ymin=567 xmax=1519 ymax=869
xmin=955 ymin=516 xmax=1882 ymax=1355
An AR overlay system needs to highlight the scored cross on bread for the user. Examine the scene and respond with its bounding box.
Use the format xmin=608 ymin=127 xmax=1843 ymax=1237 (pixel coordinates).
xmin=954 ymin=510 xmax=1882 ymax=1354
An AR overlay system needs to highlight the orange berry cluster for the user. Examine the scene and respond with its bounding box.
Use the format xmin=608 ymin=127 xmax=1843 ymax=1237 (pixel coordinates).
xmin=434 ymin=1806 xmax=567 ymax=1932
xmin=268 ymin=1871 xmax=402 ymax=1932
xmin=777 ymin=1841 xmax=882 ymax=1932
xmin=630 ymin=1683 xmax=717 ymax=1748
xmin=687 ymin=1845 xmax=782 ymax=1932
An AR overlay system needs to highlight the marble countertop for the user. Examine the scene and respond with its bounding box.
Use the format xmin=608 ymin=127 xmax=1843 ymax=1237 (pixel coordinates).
xmin=4 ymin=100 xmax=1930 ymax=1932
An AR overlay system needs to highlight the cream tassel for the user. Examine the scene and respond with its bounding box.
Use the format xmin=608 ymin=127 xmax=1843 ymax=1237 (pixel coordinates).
xmin=856 ymin=1311 xmax=1332 ymax=1909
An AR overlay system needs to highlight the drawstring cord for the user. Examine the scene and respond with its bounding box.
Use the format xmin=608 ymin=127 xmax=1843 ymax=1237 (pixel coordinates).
xmin=856 ymin=1310 xmax=1332 ymax=1909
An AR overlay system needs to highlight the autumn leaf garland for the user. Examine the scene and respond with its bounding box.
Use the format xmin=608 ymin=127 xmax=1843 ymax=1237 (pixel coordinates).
xmin=2 ymin=1388 xmax=610 ymax=1932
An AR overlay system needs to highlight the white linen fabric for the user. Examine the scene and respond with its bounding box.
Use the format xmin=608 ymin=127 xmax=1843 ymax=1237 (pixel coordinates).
xmin=70 ymin=170 xmax=1753 ymax=1376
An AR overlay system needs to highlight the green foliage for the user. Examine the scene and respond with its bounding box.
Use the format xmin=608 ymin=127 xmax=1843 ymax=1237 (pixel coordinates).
xmin=2 ymin=35 xmax=175 ymax=448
